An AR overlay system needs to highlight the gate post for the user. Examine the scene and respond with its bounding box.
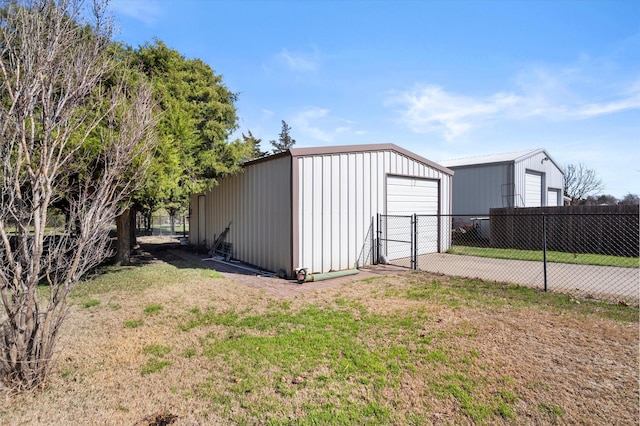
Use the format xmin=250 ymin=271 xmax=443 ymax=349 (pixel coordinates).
xmin=542 ymin=213 xmax=548 ymax=292
xmin=412 ymin=214 xmax=418 ymax=270
xmin=376 ymin=213 xmax=381 ymax=265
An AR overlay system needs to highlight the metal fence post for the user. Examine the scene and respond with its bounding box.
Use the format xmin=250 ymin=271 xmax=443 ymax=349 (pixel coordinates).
xmin=542 ymin=213 xmax=548 ymax=292
xmin=412 ymin=213 xmax=418 ymax=270
xmin=376 ymin=213 xmax=381 ymax=265
xmin=370 ymin=216 xmax=374 ymax=265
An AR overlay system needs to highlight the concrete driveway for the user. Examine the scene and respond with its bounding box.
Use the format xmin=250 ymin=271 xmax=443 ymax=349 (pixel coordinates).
xmin=413 ymin=253 xmax=639 ymax=301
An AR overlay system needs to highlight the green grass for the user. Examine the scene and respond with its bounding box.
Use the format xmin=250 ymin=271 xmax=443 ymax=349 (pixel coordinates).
xmin=124 ymin=319 xmax=143 ymax=329
xmin=140 ymin=344 xmax=173 ymax=376
xmin=63 ymin=259 xmax=637 ymax=424
xmin=180 ymin=301 xmax=533 ymax=424
xmin=398 ymin=275 xmax=638 ymax=322
xmin=70 ymin=261 xmax=223 ymax=300
xmin=140 ymin=358 xmax=171 ymax=376
xmin=81 ymin=299 xmax=100 ymax=308
xmin=143 ymin=344 xmax=172 ymax=357
xmin=189 ymin=307 xmax=406 ymax=423
xmin=539 ymin=402 xmax=565 ymax=418
xmin=448 ymin=245 xmax=639 ymax=268
xmin=144 ymin=304 xmax=164 ymax=315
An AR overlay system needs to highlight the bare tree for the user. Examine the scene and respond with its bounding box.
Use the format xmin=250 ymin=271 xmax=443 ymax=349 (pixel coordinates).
xmin=0 ymin=0 xmax=155 ymax=390
xmin=563 ymin=163 xmax=604 ymax=205
xmin=619 ymin=193 xmax=639 ymax=205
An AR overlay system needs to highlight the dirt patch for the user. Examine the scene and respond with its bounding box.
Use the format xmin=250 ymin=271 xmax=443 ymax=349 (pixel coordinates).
xmin=1 ymin=246 xmax=637 ymax=425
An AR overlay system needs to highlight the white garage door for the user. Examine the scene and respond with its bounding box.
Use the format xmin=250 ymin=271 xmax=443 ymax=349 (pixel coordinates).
xmin=386 ymin=176 xmax=439 ymax=259
xmin=525 ymin=171 xmax=542 ymax=207
xmin=547 ymin=188 xmax=560 ymax=207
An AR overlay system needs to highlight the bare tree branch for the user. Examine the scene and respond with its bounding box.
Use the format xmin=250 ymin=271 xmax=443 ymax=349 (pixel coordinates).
xmin=563 ymin=163 xmax=604 ymax=205
xmin=0 ymin=0 xmax=156 ymax=390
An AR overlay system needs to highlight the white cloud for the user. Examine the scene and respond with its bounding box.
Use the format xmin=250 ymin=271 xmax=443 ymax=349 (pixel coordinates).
xmin=110 ymin=0 xmax=163 ymax=25
xmin=277 ymin=49 xmax=319 ymax=72
xmin=389 ymin=85 xmax=522 ymax=140
xmin=389 ymin=65 xmax=640 ymax=140
xmin=292 ymin=107 xmax=352 ymax=143
xmin=572 ymin=96 xmax=640 ymax=118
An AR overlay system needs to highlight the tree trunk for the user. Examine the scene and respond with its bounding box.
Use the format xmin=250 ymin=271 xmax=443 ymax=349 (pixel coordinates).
xmin=130 ymin=207 xmax=138 ymax=250
xmin=115 ymin=208 xmax=132 ymax=265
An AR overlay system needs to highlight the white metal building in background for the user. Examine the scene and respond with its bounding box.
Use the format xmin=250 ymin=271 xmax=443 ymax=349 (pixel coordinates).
xmin=190 ymin=144 xmax=454 ymax=276
xmin=440 ymin=148 xmax=565 ymax=216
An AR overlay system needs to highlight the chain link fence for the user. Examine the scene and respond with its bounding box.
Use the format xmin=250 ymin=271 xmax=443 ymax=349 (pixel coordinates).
xmin=378 ymin=210 xmax=639 ymax=304
xmin=136 ymin=214 xmax=189 ymax=239
xmin=378 ymin=215 xmax=414 ymax=268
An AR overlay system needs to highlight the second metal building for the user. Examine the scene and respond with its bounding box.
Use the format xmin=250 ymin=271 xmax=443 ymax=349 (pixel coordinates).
xmin=190 ymin=143 xmax=453 ymax=277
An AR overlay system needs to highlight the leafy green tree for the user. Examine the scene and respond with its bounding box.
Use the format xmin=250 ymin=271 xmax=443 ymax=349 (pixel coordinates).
xmin=270 ymin=120 xmax=296 ymax=154
xmin=243 ymin=130 xmax=268 ymax=159
xmin=127 ymin=40 xmax=253 ymax=243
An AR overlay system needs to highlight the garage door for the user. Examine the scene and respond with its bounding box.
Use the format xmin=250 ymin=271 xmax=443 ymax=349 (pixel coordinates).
xmin=547 ymin=188 xmax=560 ymax=207
xmin=386 ymin=176 xmax=439 ymax=259
xmin=525 ymin=171 xmax=542 ymax=207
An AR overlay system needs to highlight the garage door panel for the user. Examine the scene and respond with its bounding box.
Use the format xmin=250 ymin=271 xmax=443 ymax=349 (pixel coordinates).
xmin=386 ymin=176 xmax=439 ymax=259
xmin=547 ymin=188 xmax=560 ymax=207
xmin=525 ymin=171 xmax=542 ymax=208
xmin=387 ymin=176 xmax=438 ymax=215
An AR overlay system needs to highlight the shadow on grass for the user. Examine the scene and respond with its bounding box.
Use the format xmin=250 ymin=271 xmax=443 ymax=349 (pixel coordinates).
xmin=132 ymin=237 xmax=272 ymax=277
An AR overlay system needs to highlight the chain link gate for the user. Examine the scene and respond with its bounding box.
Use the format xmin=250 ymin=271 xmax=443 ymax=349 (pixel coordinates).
xmin=377 ymin=214 xmax=417 ymax=269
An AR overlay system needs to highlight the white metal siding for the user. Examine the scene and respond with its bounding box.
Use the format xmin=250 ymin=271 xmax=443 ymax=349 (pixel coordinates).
xmin=445 ymin=149 xmax=564 ymax=215
xmin=295 ymin=150 xmax=452 ymax=273
xmin=515 ymin=151 xmax=564 ymax=207
xmin=196 ymin=156 xmax=292 ymax=273
xmin=525 ymin=171 xmax=542 ymax=207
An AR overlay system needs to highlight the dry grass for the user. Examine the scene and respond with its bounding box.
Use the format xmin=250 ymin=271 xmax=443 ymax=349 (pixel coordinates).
xmin=1 ymin=246 xmax=637 ymax=425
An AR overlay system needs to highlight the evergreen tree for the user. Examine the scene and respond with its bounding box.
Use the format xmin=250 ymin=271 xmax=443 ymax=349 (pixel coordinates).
xmin=130 ymin=40 xmax=253 ymax=239
xmin=270 ymin=120 xmax=296 ymax=153
xmin=243 ymin=130 xmax=268 ymax=159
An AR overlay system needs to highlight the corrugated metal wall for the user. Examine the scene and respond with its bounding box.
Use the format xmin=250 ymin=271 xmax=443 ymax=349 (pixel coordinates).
xmin=449 ymin=163 xmax=512 ymax=215
xmin=449 ymin=151 xmax=565 ymax=215
xmin=294 ymin=150 xmax=452 ymax=273
xmin=192 ymin=155 xmax=293 ymax=274
xmin=514 ymin=152 xmax=564 ymax=207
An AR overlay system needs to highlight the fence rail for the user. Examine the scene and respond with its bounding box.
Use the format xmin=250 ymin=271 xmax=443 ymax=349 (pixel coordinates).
xmin=136 ymin=214 xmax=189 ymax=238
xmin=377 ymin=211 xmax=639 ymax=304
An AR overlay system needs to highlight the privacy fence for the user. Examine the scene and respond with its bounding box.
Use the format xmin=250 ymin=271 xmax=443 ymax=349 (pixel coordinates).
xmin=376 ymin=205 xmax=639 ymax=304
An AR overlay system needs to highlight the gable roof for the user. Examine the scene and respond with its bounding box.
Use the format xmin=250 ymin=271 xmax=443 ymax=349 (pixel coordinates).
xmin=440 ymin=148 xmax=562 ymax=172
xmin=247 ymin=143 xmax=454 ymax=175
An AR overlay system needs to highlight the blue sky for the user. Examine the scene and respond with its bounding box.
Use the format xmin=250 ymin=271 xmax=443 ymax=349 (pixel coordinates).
xmin=110 ymin=0 xmax=639 ymax=198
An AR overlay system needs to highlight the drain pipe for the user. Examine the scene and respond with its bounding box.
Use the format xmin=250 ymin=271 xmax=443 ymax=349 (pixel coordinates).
xmin=296 ymin=267 xmax=359 ymax=284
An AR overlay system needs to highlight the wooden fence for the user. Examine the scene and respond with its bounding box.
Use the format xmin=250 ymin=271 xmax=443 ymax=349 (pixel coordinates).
xmin=489 ymin=205 xmax=639 ymax=257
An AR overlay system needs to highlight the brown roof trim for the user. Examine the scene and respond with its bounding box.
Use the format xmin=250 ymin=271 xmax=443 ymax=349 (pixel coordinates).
xmin=242 ymin=150 xmax=290 ymax=167
xmin=288 ymin=143 xmax=454 ymax=175
xmin=243 ymin=143 xmax=454 ymax=175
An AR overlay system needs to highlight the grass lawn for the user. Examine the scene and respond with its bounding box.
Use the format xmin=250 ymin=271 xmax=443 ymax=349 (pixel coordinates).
xmin=2 ymin=249 xmax=638 ymax=425
xmin=448 ymin=245 xmax=639 ymax=268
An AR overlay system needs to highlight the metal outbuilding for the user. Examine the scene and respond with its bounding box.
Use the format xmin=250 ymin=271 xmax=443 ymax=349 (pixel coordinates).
xmin=440 ymin=148 xmax=565 ymax=216
xmin=190 ymin=144 xmax=453 ymax=277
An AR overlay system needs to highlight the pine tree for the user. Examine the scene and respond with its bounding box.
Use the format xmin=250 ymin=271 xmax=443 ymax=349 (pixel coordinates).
xmin=270 ymin=120 xmax=296 ymax=153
